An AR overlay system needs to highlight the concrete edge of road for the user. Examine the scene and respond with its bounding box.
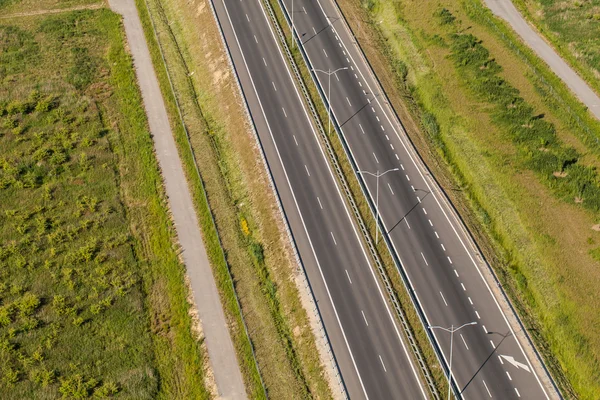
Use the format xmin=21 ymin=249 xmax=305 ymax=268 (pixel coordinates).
xmin=295 ymin=0 xmax=562 ymax=397
xmin=204 ymin=0 xmax=349 ymax=397
xmin=263 ymin=0 xmax=441 ymax=398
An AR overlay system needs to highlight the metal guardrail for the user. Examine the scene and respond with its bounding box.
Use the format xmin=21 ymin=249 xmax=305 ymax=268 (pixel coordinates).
xmin=261 ymin=0 xmax=441 ymax=398
xmin=140 ymin=0 xmax=268 ymax=396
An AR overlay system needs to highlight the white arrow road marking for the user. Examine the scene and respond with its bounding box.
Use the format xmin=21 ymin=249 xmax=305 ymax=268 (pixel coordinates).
xmin=500 ymin=355 xmax=531 ymax=373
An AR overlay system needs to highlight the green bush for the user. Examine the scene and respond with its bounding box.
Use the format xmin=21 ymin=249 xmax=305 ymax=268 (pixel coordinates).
xmin=435 ymin=8 xmax=457 ymax=25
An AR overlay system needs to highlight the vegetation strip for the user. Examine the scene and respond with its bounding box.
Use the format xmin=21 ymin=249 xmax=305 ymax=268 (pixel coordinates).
xmin=134 ymin=0 xmax=335 ymax=398
xmin=0 ymin=7 xmax=209 ymax=399
xmin=263 ymin=0 xmax=444 ymax=396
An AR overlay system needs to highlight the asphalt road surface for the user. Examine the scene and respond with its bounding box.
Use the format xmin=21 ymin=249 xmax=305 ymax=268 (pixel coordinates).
xmin=280 ymin=0 xmax=559 ymax=398
xmin=485 ymin=0 xmax=600 ymax=121
xmin=108 ymin=0 xmax=247 ymax=398
xmin=210 ymin=0 xmax=429 ymax=398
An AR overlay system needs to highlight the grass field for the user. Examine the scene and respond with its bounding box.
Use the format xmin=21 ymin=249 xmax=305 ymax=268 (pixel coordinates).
xmin=0 ymin=8 xmax=209 ymax=399
xmin=0 ymin=0 xmax=101 ymax=14
xmin=512 ymin=0 xmax=600 ymax=99
xmin=134 ymin=0 xmax=334 ymax=398
xmin=331 ymin=0 xmax=600 ymax=398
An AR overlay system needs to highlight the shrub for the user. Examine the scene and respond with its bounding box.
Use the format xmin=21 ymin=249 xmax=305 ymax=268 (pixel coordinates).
xmin=94 ymin=381 xmax=119 ymax=398
xmin=59 ymin=374 xmax=99 ymax=398
xmin=435 ymin=8 xmax=456 ymax=25
xmin=17 ymin=292 xmax=41 ymax=317
xmin=250 ymin=242 xmax=265 ymax=265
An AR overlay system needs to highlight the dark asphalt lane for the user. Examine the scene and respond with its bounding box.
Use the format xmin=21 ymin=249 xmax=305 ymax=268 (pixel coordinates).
xmin=278 ymin=0 xmax=556 ymax=398
xmin=210 ymin=0 xmax=428 ymax=398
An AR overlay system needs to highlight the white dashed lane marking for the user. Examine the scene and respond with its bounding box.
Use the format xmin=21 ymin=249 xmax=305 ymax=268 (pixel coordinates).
xmin=482 ymin=380 xmax=492 ymax=398
xmin=361 ymin=310 xmax=369 ymax=326
xmin=330 ymin=232 xmax=337 ymax=245
xmin=388 ymin=183 xmax=394 ymax=195
xmin=345 ymin=269 xmax=352 ymax=284
xmin=460 ymin=333 xmax=469 ymax=350
xmin=293 ymin=135 xmax=298 ymax=146
xmin=317 ymin=196 xmax=323 ymax=209
xmin=439 ymin=291 xmax=448 ymax=306
xmin=305 ymin=165 xmax=310 ymax=176
xmin=379 ymin=355 xmax=387 ymax=372
xmin=421 ymin=252 xmax=428 ymax=266
xmin=373 ymin=153 xmax=379 ymax=164
xmin=323 ymin=48 xmax=328 ymax=58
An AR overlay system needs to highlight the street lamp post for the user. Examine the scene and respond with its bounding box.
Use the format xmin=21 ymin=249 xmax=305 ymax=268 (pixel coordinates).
xmin=357 ymin=168 xmax=400 ymax=245
xmin=428 ymin=322 xmax=478 ymax=400
xmin=313 ymin=67 xmax=348 ymax=136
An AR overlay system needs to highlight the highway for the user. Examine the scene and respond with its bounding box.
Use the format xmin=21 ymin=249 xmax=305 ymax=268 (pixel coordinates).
xmin=209 ymin=0 xmax=428 ymax=398
xmin=279 ymin=0 xmax=558 ymax=398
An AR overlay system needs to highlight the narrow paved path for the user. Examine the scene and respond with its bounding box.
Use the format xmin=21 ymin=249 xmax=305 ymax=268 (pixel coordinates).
xmin=485 ymin=0 xmax=600 ymax=120
xmin=107 ymin=1 xmax=247 ymax=398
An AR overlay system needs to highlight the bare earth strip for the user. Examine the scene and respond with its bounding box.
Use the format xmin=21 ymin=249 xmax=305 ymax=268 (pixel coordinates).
xmin=0 ymin=2 xmax=104 ymax=18
xmin=484 ymin=0 xmax=600 ymax=120
xmin=107 ymin=0 xmax=247 ymax=398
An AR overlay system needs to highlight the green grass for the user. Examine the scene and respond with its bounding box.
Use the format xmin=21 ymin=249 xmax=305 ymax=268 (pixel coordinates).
xmin=512 ymin=0 xmax=600 ymax=101
xmin=134 ymin=0 xmax=334 ymax=398
xmin=0 ymin=9 xmax=209 ymax=399
xmin=0 ymin=0 xmax=101 ymax=13
xmin=332 ymin=0 xmax=600 ymax=398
